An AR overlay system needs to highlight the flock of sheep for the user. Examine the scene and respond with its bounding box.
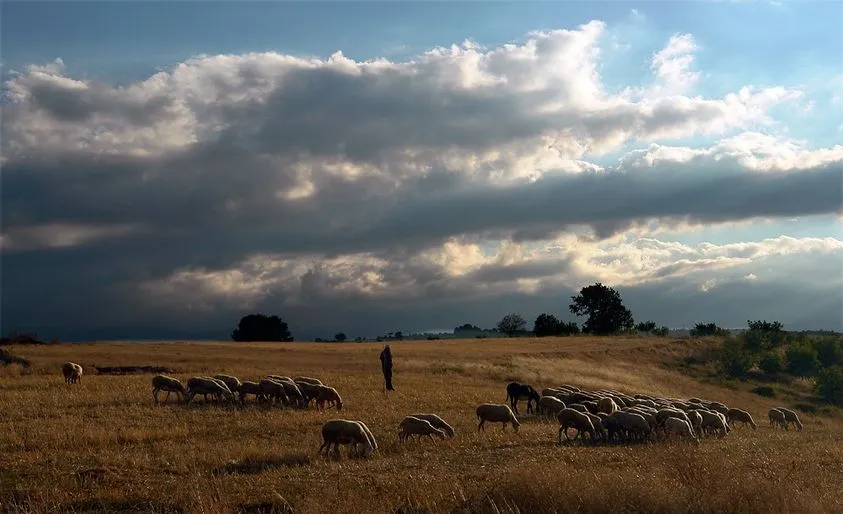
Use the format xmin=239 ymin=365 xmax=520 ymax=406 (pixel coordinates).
xmin=60 ymin=362 xmax=804 ymax=459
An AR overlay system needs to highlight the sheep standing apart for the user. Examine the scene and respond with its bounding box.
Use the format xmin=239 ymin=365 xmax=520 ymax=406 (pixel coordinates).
xmin=398 ymin=416 xmax=446 ymax=443
xmin=62 ymin=362 xmax=83 ymax=384
xmin=319 ymin=419 xmax=376 ymax=458
xmin=778 ymin=407 xmax=803 ymax=432
xmin=726 ymin=408 xmax=757 ymax=430
xmin=316 ymin=386 xmax=343 ymax=411
xmin=152 ymin=375 xmax=187 ymax=403
xmin=476 ymin=403 xmax=520 ymax=433
xmin=597 ymin=397 xmax=619 ymax=415
xmin=768 ymin=408 xmax=787 ymax=430
xmin=556 ymin=408 xmax=596 ymax=444
xmin=213 ymin=374 xmax=242 ymax=394
xmin=664 ymin=417 xmax=700 ymax=445
xmin=537 ymin=396 xmax=567 ymax=418
xmin=409 ymin=413 xmax=455 ymax=438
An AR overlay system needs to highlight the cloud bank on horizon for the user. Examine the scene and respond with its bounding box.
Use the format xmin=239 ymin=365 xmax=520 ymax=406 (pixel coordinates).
xmin=2 ymin=5 xmax=842 ymax=340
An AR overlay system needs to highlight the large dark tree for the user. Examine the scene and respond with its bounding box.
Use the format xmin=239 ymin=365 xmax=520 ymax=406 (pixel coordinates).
xmin=497 ymin=313 xmax=527 ymax=337
xmin=569 ymin=283 xmax=634 ymax=335
xmin=533 ymin=313 xmax=561 ymax=337
xmin=231 ymin=314 xmax=293 ymax=342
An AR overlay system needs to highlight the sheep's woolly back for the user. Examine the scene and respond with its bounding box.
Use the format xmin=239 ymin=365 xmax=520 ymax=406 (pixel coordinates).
xmin=409 ymin=413 xmax=455 ymax=437
xmin=294 ymin=376 xmax=323 ymax=385
xmin=399 ymin=416 xmax=446 ymax=439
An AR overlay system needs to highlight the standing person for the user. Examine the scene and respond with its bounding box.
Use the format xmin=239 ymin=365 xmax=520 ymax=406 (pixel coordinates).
xmin=379 ymin=344 xmax=394 ymax=391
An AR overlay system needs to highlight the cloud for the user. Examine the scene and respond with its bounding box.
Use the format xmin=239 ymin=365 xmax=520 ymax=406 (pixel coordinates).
xmin=2 ymin=21 xmax=841 ymax=338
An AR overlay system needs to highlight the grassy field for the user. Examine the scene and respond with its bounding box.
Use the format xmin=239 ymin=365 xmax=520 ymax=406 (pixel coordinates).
xmin=1 ymin=337 xmax=841 ymax=514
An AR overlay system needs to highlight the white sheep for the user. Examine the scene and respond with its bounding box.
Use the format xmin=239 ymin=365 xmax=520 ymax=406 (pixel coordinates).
xmin=726 ymin=408 xmax=757 ymax=430
xmin=213 ymin=374 xmax=242 ymax=393
xmin=556 ymin=408 xmax=596 ymax=444
xmin=62 ymin=362 xmax=83 ymax=384
xmin=698 ymin=409 xmax=729 ymax=438
xmin=152 ymin=375 xmax=187 ymax=403
xmin=538 ymin=395 xmax=567 ymax=417
xmin=186 ymin=377 xmax=235 ymax=403
xmin=398 ymin=416 xmax=446 ymax=442
xmin=408 ymin=413 xmax=455 ymax=438
xmin=777 ymin=407 xmax=803 ymax=432
xmin=237 ymin=381 xmax=266 ymax=404
xmin=316 ymin=386 xmax=343 ymax=411
xmin=664 ymin=417 xmax=700 ymax=445
xmin=319 ymin=419 xmax=376 ymax=458
xmin=597 ymin=397 xmax=619 ymax=414
xmin=475 ymin=403 xmax=520 ymax=433
xmin=768 ymin=408 xmax=787 ymax=430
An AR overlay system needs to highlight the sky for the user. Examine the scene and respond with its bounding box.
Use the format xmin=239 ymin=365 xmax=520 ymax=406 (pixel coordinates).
xmin=1 ymin=0 xmax=842 ymax=341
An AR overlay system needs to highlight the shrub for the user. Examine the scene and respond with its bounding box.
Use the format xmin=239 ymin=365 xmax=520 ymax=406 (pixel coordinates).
xmin=786 ymin=344 xmax=820 ymax=378
xmin=813 ymin=337 xmax=843 ymax=368
xmin=750 ymin=385 xmax=775 ymax=398
xmin=814 ymin=367 xmax=843 ymax=406
xmin=717 ymin=337 xmax=755 ymax=377
xmin=758 ymin=352 xmax=783 ymax=375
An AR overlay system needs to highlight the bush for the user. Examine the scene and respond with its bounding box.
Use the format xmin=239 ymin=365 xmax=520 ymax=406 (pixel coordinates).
xmin=758 ymin=352 xmax=783 ymax=375
xmin=814 ymin=367 xmax=843 ymax=406
xmin=750 ymin=385 xmax=775 ymax=398
xmin=718 ymin=337 xmax=755 ymax=377
xmin=786 ymin=344 xmax=820 ymax=378
xmin=813 ymin=337 xmax=843 ymax=368
xmin=653 ymin=326 xmax=670 ymax=337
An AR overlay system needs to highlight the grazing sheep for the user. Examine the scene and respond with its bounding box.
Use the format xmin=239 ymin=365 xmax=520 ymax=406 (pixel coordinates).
xmin=505 ymin=382 xmax=541 ymax=415
xmin=778 ymin=407 xmax=803 ymax=432
xmin=408 ymin=413 xmax=455 ymax=438
xmin=708 ymin=402 xmax=729 ymax=415
xmin=568 ymin=391 xmax=599 ymax=404
xmin=583 ymin=412 xmax=607 ymax=441
xmin=398 ymin=416 xmax=447 ymax=443
xmin=768 ymin=408 xmax=787 ymax=430
xmin=608 ymin=411 xmax=653 ymax=443
xmin=656 ymin=409 xmax=695 ymax=436
xmin=186 ymin=377 xmax=235 ymax=403
xmin=698 ymin=410 xmax=729 ymax=438
xmin=726 ymin=408 xmax=757 ymax=430
xmin=237 ymin=381 xmax=266 ymax=404
xmin=294 ymin=376 xmax=323 ymax=385
xmin=597 ymin=397 xmax=619 ymax=415
xmin=476 ymin=403 xmax=520 ymax=433
xmin=267 ymin=375 xmax=294 ymax=383
xmin=537 ymin=396 xmax=567 ymax=417
xmin=316 ymin=386 xmax=343 ymax=411
xmin=62 ymin=362 xmax=83 ymax=384
xmin=213 ymin=374 xmax=241 ymax=393
xmin=567 ymin=403 xmax=589 ymax=413
xmin=687 ymin=410 xmax=703 ymax=434
xmin=664 ymin=417 xmax=700 ymax=445
xmin=294 ymin=381 xmax=322 ymax=407
xmin=259 ymin=378 xmax=290 ymax=406
xmin=319 ymin=419 xmax=376 ymax=458
xmin=714 ymin=411 xmax=732 ymax=433
xmin=581 ymin=400 xmax=600 ymax=414
xmin=556 ymin=408 xmax=596 ymax=444
xmin=356 ymin=420 xmax=378 ymax=454
xmin=152 ymin=375 xmax=187 ymax=403
xmin=265 ymin=376 xmax=305 ymax=407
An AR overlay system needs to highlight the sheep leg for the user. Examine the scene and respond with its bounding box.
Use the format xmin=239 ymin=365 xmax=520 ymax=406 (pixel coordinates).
xmin=478 ymin=419 xmax=486 ymax=432
xmin=153 ymin=388 xmax=160 ymax=403
xmin=164 ymin=390 xmax=171 ymax=402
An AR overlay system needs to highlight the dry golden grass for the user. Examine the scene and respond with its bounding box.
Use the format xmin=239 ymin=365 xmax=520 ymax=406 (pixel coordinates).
xmin=1 ymin=337 xmax=841 ymax=513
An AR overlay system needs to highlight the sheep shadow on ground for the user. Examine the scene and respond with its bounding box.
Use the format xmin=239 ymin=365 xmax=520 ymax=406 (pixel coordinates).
xmin=213 ymin=453 xmax=312 ymax=475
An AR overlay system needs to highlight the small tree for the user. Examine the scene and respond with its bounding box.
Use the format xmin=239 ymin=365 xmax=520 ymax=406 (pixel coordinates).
xmin=231 ymin=314 xmax=293 ymax=342
xmin=334 ymin=332 xmax=347 ymax=342
xmin=653 ymin=326 xmax=670 ymax=337
xmin=569 ymin=283 xmax=634 ymax=335
xmin=747 ymin=320 xmax=783 ymax=332
xmin=786 ymin=344 xmax=820 ymax=378
xmin=498 ymin=313 xmax=527 ymax=337
xmin=533 ymin=313 xmax=562 ymax=337
xmin=815 ymin=367 xmax=843 ymax=406
xmin=559 ymin=321 xmax=580 ymax=336
xmin=691 ymin=322 xmax=728 ymax=337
